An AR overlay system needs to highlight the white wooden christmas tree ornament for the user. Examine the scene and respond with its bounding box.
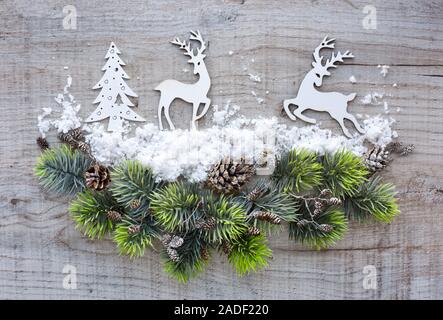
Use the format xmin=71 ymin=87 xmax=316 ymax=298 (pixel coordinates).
xmin=283 ymin=36 xmax=364 ymax=138
xmin=155 ymin=30 xmax=211 ymax=130
xmin=85 ymin=42 xmax=145 ymax=132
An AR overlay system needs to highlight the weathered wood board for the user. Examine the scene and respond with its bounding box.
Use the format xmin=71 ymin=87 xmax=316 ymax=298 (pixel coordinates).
xmin=0 ymin=0 xmax=442 ymax=299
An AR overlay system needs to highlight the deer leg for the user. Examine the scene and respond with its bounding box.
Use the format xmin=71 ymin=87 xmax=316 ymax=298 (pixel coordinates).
xmin=164 ymin=103 xmax=175 ymax=130
xmin=194 ymin=97 xmax=211 ymax=121
xmin=158 ymin=100 xmax=164 ymax=131
xmin=283 ymin=99 xmax=298 ymax=121
xmin=191 ymin=102 xmax=199 ymax=130
xmin=345 ymin=113 xmax=365 ymax=134
xmin=293 ymin=107 xmax=317 ymax=124
xmin=333 ymin=116 xmax=352 ymax=138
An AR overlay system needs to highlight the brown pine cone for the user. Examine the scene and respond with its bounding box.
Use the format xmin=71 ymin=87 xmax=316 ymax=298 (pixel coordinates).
xmin=200 ymin=247 xmax=210 ymax=261
xmin=166 ymin=247 xmax=180 ymax=262
xmin=84 ymin=164 xmax=111 ymax=191
xmin=36 ymin=137 xmax=50 ymax=151
xmin=252 ymin=211 xmax=281 ymax=225
xmin=247 ymin=226 xmax=261 ymax=236
xmin=128 ymin=224 xmax=141 ymax=235
xmin=364 ymin=146 xmax=392 ymax=173
xmin=195 ymin=217 xmax=216 ymax=230
xmin=206 ymin=157 xmax=255 ymax=194
xmin=130 ymin=199 xmax=141 ymax=209
xmin=318 ymin=224 xmax=334 ymax=233
xmin=106 ymin=210 xmax=122 ymax=222
xmin=222 ymin=241 xmax=231 ymax=255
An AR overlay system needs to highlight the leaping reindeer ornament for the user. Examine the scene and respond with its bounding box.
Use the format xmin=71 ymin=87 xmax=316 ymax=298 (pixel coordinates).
xmin=156 ymin=30 xmax=211 ymax=130
xmin=283 ymin=36 xmax=364 ymax=138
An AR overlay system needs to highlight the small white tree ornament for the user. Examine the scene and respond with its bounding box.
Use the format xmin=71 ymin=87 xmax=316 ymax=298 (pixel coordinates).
xmin=155 ymin=30 xmax=211 ymax=130
xmin=283 ymin=36 xmax=364 ymax=138
xmin=85 ymin=42 xmax=145 ymax=132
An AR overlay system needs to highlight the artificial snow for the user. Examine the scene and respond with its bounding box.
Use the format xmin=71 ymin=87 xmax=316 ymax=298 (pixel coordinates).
xmin=37 ymin=75 xmax=82 ymax=137
xmin=248 ymin=73 xmax=262 ymax=83
xmin=40 ymin=76 xmax=400 ymax=183
xmin=349 ymin=75 xmax=357 ymax=83
xmin=361 ymin=92 xmax=384 ymax=105
xmin=378 ymin=64 xmax=390 ymax=77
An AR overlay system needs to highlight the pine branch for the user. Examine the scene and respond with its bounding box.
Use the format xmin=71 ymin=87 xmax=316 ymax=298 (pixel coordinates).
xmin=150 ymin=181 xmax=203 ymax=233
xmin=289 ymin=205 xmax=348 ymax=249
xmin=111 ymin=160 xmax=162 ymax=218
xmin=227 ymin=234 xmax=272 ymax=275
xmin=344 ymin=176 xmax=399 ymax=223
xmin=235 ymin=179 xmax=300 ymax=234
xmin=322 ymin=149 xmax=368 ymax=198
xmin=113 ymin=215 xmax=160 ymax=257
xmin=272 ymin=149 xmax=323 ymax=192
xmin=70 ymin=189 xmax=123 ymax=239
xmin=163 ymin=231 xmax=208 ymax=283
xmin=200 ymin=193 xmax=248 ymax=244
xmin=34 ymin=145 xmax=93 ymax=195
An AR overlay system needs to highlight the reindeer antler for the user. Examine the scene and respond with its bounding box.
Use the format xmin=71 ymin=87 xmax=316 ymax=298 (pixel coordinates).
xmin=312 ymin=36 xmax=335 ymax=66
xmin=324 ymin=50 xmax=354 ymax=69
xmin=171 ymin=37 xmax=193 ymax=57
xmin=189 ymin=30 xmax=206 ymax=55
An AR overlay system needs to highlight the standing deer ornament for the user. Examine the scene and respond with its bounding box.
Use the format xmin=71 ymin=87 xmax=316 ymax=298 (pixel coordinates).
xmin=155 ymin=30 xmax=211 ymax=130
xmin=283 ymin=36 xmax=364 ymax=138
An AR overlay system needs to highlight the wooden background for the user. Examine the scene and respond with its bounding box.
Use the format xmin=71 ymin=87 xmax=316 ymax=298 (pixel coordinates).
xmin=1 ymin=0 xmax=442 ymax=299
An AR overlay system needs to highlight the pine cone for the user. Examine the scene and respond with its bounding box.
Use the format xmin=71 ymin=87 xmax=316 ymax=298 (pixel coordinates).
xmin=195 ymin=217 xmax=216 ymax=231
xmin=207 ymin=157 xmax=255 ymax=194
xmin=246 ymin=186 xmax=265 ymax=202
xmin=200 ymin=247 xmax=210 ymax=261
xmin=106 ymin=210 xmax=122 ymax=222
xmin=58 ymin=131 xmax=78 ymax=148
xmin=36 ymin=137 xmax=50 ymax=150
xmin=169 ymin=235 xmax=184 ymax=249
xmin=222 ymin=241 xmax=231 ymax=255
xmin=69 ymin=128 xmax=85 ymax=141
xmin=130 ymin=199 xmax=141 ymax=209
xmin=318 ymin=224 xmax=334 ymax=233
xmin=166 ymin=247 xmax=180 ymax=262
xmin=386 ymin=141 xmax=415 ymax=155
xmin=128 ymin=224 xmax=141 ymax=235
xmin=252 ymin=211 xmax=281 ymax=225
xmin=247 ymin=226 xmax=261 ymax=236
xmin=84 ymin=164 xmax=111 ymax=191
xmin=364 ymin=146 xmax=392 ymax=173
xmin=328 ymin=197 xmax=342 ymax=206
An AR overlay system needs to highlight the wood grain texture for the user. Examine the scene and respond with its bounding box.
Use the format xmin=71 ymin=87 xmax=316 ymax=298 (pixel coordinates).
xmin=0 ymin=0 xmax=442 ymax=299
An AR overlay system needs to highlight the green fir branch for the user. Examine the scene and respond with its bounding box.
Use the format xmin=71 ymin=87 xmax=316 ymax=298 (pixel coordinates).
xmin=321 ymin=149 xmax=368 ymax=198
xmin=201 ymin=193 xmax=248 ymax=244
xmin=344 ymin=176 xmax=400 ymax=223
xmin=150 ymin=181 xmax=203 ymax=233
xmin=289 ymin=205 xmax=348 ymax=249
xmin=227 ymin=234 xmax=272 ymax=275
xmin=111 ymin=160 xmax=162 ymax=217
xmin=163 ymin=231 xmax=208 ymax=283
xmin=272 ymin=148 xmax=323 ymax=193
xmin=235 ymin=179 xmax=300 ymax=234
xmin=34 ymin=144 xmax=92 ymax=195
xmin=70 ymin=189 xmax=122 ymax=239
xmin=113 ymin=216 xmax=160 ymax=257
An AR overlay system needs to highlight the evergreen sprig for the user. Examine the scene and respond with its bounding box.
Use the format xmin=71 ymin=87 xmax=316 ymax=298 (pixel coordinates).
xmin=35 ymin=144 xmax=92 ymax=195
xmin=289 ymin=206 xmax=348 ymax=249
xmin=344 ymin=176 xmax=399 ymax=223
xmin=322 ymin=149 xmax=368 ymax=197
xmin=163 ymin=231 xmax=208 ymax=283
xmin=111 ymin=160 xmax=162 ymax=217
xmin=70 ymin=189 xmax=122 ymax=239
xmin=273 ymin=149 xmax=323 ymax=192
xmin=201 ymin=194 xmax=248 ymax=243
xmin=227 ymin=234 xmax=272 ymax=275
xmin=236 ymin=180 xmax=299 ymax=234
xmin=150 ymin=181 xmax=202 ymax=233
xmin=113 ymin=216 xmax=160 ymax=257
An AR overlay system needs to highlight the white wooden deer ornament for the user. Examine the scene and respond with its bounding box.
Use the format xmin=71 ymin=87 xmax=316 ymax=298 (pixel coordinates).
xmin=155 ymin=30 xmax=211 ymax=130
xmin=283 ymin=36 xmax=364 ymax=138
